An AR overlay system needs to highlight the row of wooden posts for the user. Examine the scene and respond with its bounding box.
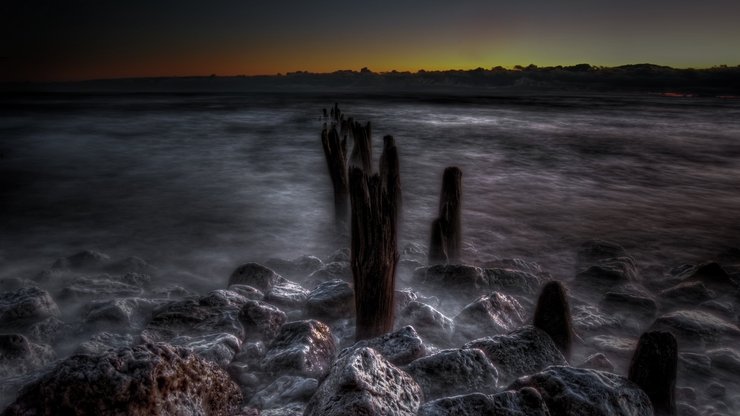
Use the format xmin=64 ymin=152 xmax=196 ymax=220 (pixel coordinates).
xmin=320 ymin=104 xmax=677 ymax=416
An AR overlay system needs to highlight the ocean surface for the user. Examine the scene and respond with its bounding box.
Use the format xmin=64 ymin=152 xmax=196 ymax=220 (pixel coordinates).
xmin=1 ymin=92 xmax=739 ymax=289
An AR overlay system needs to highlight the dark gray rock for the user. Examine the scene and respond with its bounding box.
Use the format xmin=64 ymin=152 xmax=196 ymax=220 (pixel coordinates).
xmin=413 ymin=265 xmax=542 ymax=297
xmin=464 ymin=325 xmax=567 ymax=384
xmin=82 ymin=297 xmax=162 ymax=329
xmin=2 ymin=342 xmax=242 ymax=416
xmin=305 ymin=279 xmax=354 ymax=320
xmin=0 ymin=334 xmax=55 ymax=378
xmin=51 ymin=250 xmax=111 ymax=271
xmin=678 ymin=352 xmax=712 ymax=376
xmin=600 ymin=291 xmax=657 ymax=318
xmin=660 ymin=281 xmax=715 ymax=304
xmin=577 ymin=353 xmax=616 ymax=373
xmin=705 ymin=382 xmax=725 ymax=399
xmin=103 ymin=256 xmax=157 ymax=276
xmin=577 ymin=240 xmax=628 ymax=266
xmin=170 ymin=332 xmax=241 ymax=367
xmin=75 ymin=332 xmax=135 ymax=355
xmin=0 ymin=287 xmax=60 ymax=326
xmin=239 ymin=299 xmax=287 ymax=342
xmin=483 ymin=258 xmax=546 ymax=276
xmin=60 ymin=275 xmax=144 ymax=300
xmin=229 ymin=263 xmax=286 ymax=292
xmin=398 ymin=301 xmax=454 ymax=345
xmin=228 ymin=284 xmax=265 ymax=300
xmin=509 ymin=366 xmax=653 ymax=416
xmin=404 ymin=348 xmax=498 ymax=400
xmin=23 ymin=316 xmax=67 ymax=345
xmin=248 ymin=375 xmax=318 ymax=409
xmin=483 ymin=268 xmax=543 ymax=296
xmin=707 ymin=347 xmax=740 ymax=374
xmin=306 ymin=261 xmax=351 ymax=283
xmin=572 ymin=305 xmax=622 ymax=335
xmin=340 ymin=325 xmax=425 ymax=366
xmin=678 ymin=262 xmax=736 ymax=290
xmin=454 ymin=292 xmax=525 ymax=343
xmin=261 ymin=320 xmax=335 ymax=379
xmin=264 ymin=280 xmax=309 ymax=309
xmin=304 ymin=347 xmax=423 ymax=416
xmin=324 ymin=248 xmax=350 ymax=263
xmin=587 ymin=335 xmax=637 ymax=357
xmin=418 ymin=388 xmax=550 ymax=416
xmin=576 ymin=257 xmax=639 ymax=286
xmin=650 ymin=309 xmax=740 ymax=348
xmin=264 ymin=255 xmax=323 ymax=280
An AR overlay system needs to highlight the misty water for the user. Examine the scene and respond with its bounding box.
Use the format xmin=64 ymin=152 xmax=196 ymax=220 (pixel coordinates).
xmin=2 ymin=92 xmax=740 ymax=412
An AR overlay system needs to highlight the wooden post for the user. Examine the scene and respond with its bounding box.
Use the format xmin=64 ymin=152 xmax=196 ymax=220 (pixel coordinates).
xmin=321 ymin=125 xmax=349 ymax=226
xmin=428 ymin=166 xmax=462 ymax=264
xmin=628 ymin=331 xmax=677 ymax=416
xmin=350 ymin=121 xmax=372 ymax=173
xmin=533 ymin=280 xmax=573 ymax=360
xmin=349 ymin=135 xmax=401 ymax=341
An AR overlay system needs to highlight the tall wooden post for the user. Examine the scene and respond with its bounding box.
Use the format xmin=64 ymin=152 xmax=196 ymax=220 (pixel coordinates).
xmin=533 ymin=280 xmax=573 ymax=360
xmin=321 ymin=125 xmax=349 ymax=226
xmin=429 ymin=166 xmax=462 ymax=264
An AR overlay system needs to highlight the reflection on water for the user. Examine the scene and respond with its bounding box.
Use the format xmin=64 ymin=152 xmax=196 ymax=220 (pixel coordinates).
xmin=1 ymin=93 xmax=739 ymax=286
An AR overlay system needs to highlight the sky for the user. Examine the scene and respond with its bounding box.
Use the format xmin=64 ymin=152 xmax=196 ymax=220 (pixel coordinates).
xmin=2 ymin=0 xmax=740 ymax=82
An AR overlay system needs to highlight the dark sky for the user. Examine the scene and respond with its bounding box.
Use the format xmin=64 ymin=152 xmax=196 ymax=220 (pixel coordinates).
xmin=2 ymin=0 xmax=739 ymax=81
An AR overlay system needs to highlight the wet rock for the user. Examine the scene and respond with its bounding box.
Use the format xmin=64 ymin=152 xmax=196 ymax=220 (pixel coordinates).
xmin=261 ymin=403 xmax=305 ymax=416
xmin=306 ymin=261 xmax=351 ymax=283
xmin=453 ymin=292 xmax=525 ymax=343
xmin=418 ymin=388 xmax=550 ymax=416
xmin=23 ymin=316 xmax=66 ymax=345
xmin=578 ymin=353 xmax=616 ymax=373
xmin=60 ymin=275 xmax=144 ymax=300
xmin=483 ymin=258 xmax=546 ymax=276
xmin=340 ymin=325 xmax=426 ymax=366
xmin=600 ymin=291 xmax=657 ymax=318
xmin=412 ymin=264 xmax=486 ymax=297
xmin=676 ymin=402 xmax=700 ymax=416
xmin=678 ymin=352 xmax=712 ymax=376
xmin=509 ymin=366 xmax=653 ymax=416
xmin=679 ymin=262 xmax=736 ymax=290
xmin=0 ymin=278 xmax=36 ymax=292
xmin=650 ymin=309 xmax=740 ymax=348
xmin=265 ymin=255 xmax=323 ymax=280
xmin=228 ymin=284 xmax=265 ymax=300
xmin=2 ymin=342 xmax=242 ymax=416
xmin=484 ymin=267 xmax=543 ymax=296
xmin=576 ymin=257 xmax=639 ymax=286
xmin=395 ymin=288 xmax=418 ymax=312
xmin=707 ymin=347 xmax=740 ymax=374
xmin=264 ymin=280 xmax=309 ymax=309
xmin=103 ymin=256 xmax=157 ymax=276
xmin=170 ymin=332 xmax=241 ymax=367
xmin=76 ymin=332 xmax=135 ymax=355
xmin=229 ymin=262 xmax=286 ymax=292
xmin=0 ymin=334 xmax=55 ymax=377
xmin=705 ymin=382 xmax=725 ymax=399
xmin=0 ymin=287 xmax=60 ymax=326
xmin=660 ymin=281 xmax=715 ymax=304
xmin=239 ymin=299 xmax=287 ymax=342
xmin=676 ymin=386 xmax=697 ymax=404
xmin=142 ymin=290 xmax=247 ymax=342
xmin=572 ymin=305 xmax=622 ymax=334
xmin=577 ymin=240 xmax=628 ymax=266
xmin=398 ymin=301 xmax=454 ymax=345
xmin=82 ymin=297 xmax=161 ymax=329
xmin=324 ymin=248 xmax=350 ymax=263
xmin=51 ymin=249 xmax=111 ymax=270
xmin=248 ymin=375 xmax=318 ymax=409
xmin=150 ymin=284 xmax=196 ymax=299
xmin=304 ymin=347 xmax=423 ymax=416
xmin=305 ymin=279 xmax=354 ymax=320
xmin=404 ymin=348 xmax=498 ymax=400
xmin=465 ymin=325 xmax=567 ymax=384
xmin=698 ymin=300 xmax=734 ymax=319
xmin=261 ymin=320 xmax=335 ymax=379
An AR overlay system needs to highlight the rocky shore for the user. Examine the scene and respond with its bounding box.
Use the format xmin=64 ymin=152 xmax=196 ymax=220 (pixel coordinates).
xmin=1 ymin=240 xmax=739 ymax=415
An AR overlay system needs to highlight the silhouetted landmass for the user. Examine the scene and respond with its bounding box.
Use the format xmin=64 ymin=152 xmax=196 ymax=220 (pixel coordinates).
xmin=2 ymin=64 xmax=740 ymax=95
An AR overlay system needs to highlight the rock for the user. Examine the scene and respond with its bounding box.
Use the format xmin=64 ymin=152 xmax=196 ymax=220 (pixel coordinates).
xmin=628 ymin=331 xmax=678 ymax=416
xmin=170 ymin=332 xmax=241 ymax=367
xmin=340 ymin=325 xmax=425 ymax=366
xmin=572 ymin=305 xmax=622 ymax=334
xmin=395 ymin=288 xmax=418 ymax=312
xmin=600 ymin=291 xmax=657 ymax=318
xmin=264 ymin=280 xmax=309 ymax=309
xmin=150 ymin=284 xmax=196 ymax=299
xmin=404 ymin=348 xmax=498 ymax=400
xmin=76 ymin=332 xmax=135 ymax=355
xmin=248 ymin=375 xmax=318 ymax=409
xmin=678 ymin=352 xmax=712 ymax=376
xmin=509 ymin=366 xmax=653 ymax=416
xmin=660 ymin=281 xmax=715 ymax=304
xmin=464 ymin=326 xmax=567 ymax=384
xmin=239 ymin=300 xmax=287 ymax=342
xmin=227 ymin=284 xmax=265 ymax=300
xmin=676 ymin=386 xmax=696 ymax=404
xmin=650 ymin=310 xmax=740 ymax=348
xmin=0 ymin=334 xmax=55 ymax=378
xmin=264 ymin=256 xmax=323 ymax=280
xmin=0 ymin=287 xmax=60 ymax=326
xmin=483 ymin=258 xmax=546 ymax=276
xmin=82 ymin=297 xmax=161 ymax=329
xmin=261 ymin=403 xmax=305 ymax=416
xmin=304 ymin=347 xmax=423 ymax=416
xmin=306 ymin=261 xmax=351 ymax=283
xmin=577 ymin=240 xmax=628 ymax=266
xmin=576 ymin=257 xmax=639 ymax=286
xmin=453 ymin=292 xmax=525 ymax=343
xmin=417 ymin=388 xmax=550 ymax=416
xmin=51 ymin=250 xmax=111 ymax=270
xmin=23 ymin=316 xmax=66 ymax=345
xmin=705 ymin=382 xmax=725 ymax=399
xmin=305 ymin=279 xmax=354 ymax=320
xmin=103 ymin=256 xmax=157 ymax=276
xmin=412 ymin=265 xmax=486 ymax=297
xmin=261 ymin=320 xmax=335 ymax=379
xmin=398 ymin=301 xmax=454 ymax=345
xmin=679 ymin=262 xmax=736 ymax=290
xmin=707 ymin=347 xmax=740 ymax=374
xmin=578 ymin=353 xmax=616 ymax=373
xmin=587 ymin=335 xmax=637 ymax=357
xmin=229 ymin=263 xmax=285 ymax=292
xmin=60 ymin=275 xmax=144 ymax=300
xmin=484 ymin=268 xmax=543 ymax=296
xmin=324 ymin=248 xmax=350 ymax=263
xmin=2 ymin=343 xmax=242 ymax=416
xmin=142 ymin=290 xmax=247 ymax=342
xmin=0 ymin=278 xmax=36 ymax=292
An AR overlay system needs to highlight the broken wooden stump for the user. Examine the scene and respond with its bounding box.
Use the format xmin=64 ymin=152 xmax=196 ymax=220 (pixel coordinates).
xmin=428 ymin=166 xmax=462 ymax=264
xmin=349 ymin=134 xmax=401 ymax=341
xmin=533 ymin=280 xmax=573 ymax=360
xmin=321 ymin=125 xmax=349 ymax=226
xmin=628 ymin=331 xmax=677 ymax=416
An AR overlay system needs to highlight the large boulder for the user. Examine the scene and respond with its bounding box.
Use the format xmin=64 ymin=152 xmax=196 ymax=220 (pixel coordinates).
xmin=261 ymin=320 xmax=335 ymax=379
xmin=239 ymin=300 xmax=287 ymax=342
xmin=464 ymin=326 xmax=567 ymax=384
xmin=650 ymin=309 xmax=740 ymax=348
xmin=264 ymin=281 xmax=309 ymax=309
xmin=418 ymin=388 xmax=550 ymax=416
xmin=229 ymin=263 xmax=285 ymax=292
xmin=340 ymin=325 xmax=426 ymax=366
xmin=397 ymin=301 xmax=454 ymax=346
xmin=305 ymin=280 xmax=354 ymax=320
xmin=2 ymin=343 xmax=242 ymax=416
xmin=454 ymin=292 xmax=525 ymax=343
xmin=0 ymin=334 xmax=55 ymax=378
xmin=0 ymin=287 xmax=60 ymax=326
xmin=304 ymin=347 xmax=423 ymax=416
xmin=509 ymin=366 xmax=653 ymax=416
xmin=678 ymin=262 xmax=736 ymax=290
xmin=403 ymin=348 xmax=498 ymax=400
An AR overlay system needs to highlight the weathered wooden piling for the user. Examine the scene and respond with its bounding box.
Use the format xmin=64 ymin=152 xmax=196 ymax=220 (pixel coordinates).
xmin=349 ymin=134 xmax=401 ymax=341
xmin=350 ymin=121 xmax=373 ymax=173
xmin=428 ymin=166 xmax=462 ymax=264
xmin=533 ymin=280 xmax=573 ymax=360
xmin=321 ymin=125 xmax=349 ymax=226
xmin=628 ymin=331 xmax=677 ymax=416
